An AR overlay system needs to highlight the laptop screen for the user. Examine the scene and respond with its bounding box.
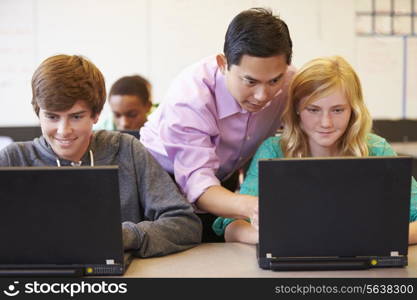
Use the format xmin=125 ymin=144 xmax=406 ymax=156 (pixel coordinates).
xmin=0 ymin=166 xmax=124 ymax=274
xmin=258 ymin=156 xmax=411 ymax=259
xmin=120 ymin=130 xmax=140 ymax=139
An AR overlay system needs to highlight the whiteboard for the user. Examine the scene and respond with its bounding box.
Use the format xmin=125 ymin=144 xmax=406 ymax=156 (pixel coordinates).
xmin=0 ymin=0 xmax=416 ymax=126
xmin=0 ymin=0 xmax=37 ymax=125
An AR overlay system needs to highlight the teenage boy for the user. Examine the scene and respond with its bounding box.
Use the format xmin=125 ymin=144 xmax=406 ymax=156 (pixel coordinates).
xmin=140 ymin=8 xmax=296 ymax=240
xmin=96 ymin=75 xmax=155 ymax=131
xmin=0 ymin=54 xmax=202 ymax=257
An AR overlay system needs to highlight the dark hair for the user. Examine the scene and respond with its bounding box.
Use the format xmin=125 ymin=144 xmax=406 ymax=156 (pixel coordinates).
xmin=31 ymin=54 xmax=106 ymax=116
xmin=223 ymin=8 xmax=292 ymax=68
xmin=109 ymin=75 xmax=152 ymax=106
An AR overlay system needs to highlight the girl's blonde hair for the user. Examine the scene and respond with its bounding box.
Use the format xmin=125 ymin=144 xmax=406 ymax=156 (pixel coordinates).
xmin=281 ymin=56 xmax=372 ymax=157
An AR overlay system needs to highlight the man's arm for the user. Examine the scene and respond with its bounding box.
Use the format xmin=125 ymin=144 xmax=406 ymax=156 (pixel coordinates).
xmin=196 ymin=185 xmax=257 ymax=219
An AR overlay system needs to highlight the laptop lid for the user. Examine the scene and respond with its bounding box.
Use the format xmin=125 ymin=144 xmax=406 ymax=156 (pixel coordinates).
xmin=120 ymin=130 xmax=140 ymax=139
xmin=258 ymin=156 xmax=412 ymax=270
xmin=0 ymin=166 xmax=126 ymax=276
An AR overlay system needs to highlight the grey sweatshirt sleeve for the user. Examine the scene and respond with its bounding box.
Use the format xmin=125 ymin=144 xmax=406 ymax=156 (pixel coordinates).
xmin=0 ymin=144 xmax=16 ymax=166
xmin=123 ymin=139 xmax=202 ymax=257
xmin=0 ymin=149 xmax=10 ymax=166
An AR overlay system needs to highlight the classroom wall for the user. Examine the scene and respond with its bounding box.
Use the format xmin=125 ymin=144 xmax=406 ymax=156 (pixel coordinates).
xmin=0 ymin=0 xmax=416 ymax=126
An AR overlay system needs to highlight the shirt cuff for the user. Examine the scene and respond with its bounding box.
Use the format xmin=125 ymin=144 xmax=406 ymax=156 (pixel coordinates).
xmin=185 ymin=169 xmax=221 ymax=203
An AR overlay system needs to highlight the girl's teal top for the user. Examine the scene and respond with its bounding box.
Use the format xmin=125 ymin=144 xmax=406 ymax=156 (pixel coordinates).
xmin=212 ymin=133 xmax=417 ymax=236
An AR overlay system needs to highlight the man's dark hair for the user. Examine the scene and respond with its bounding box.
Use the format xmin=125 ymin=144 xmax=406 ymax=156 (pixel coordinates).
xmin=109 ymin=75 xmax=151 ymax=106
xmin=223 ymin=8 xmax=292 ymax=68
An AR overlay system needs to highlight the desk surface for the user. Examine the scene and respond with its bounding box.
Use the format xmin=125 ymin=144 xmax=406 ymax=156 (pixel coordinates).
xmin=124 ymin=243 xmax=417 ymax=278
xmin=391 ymin=142 xmax=417 ymax=157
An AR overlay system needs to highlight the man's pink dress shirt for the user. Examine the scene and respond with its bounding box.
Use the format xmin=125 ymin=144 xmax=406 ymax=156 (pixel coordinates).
xmin=140 ymin=56 xmax=295 ymax=203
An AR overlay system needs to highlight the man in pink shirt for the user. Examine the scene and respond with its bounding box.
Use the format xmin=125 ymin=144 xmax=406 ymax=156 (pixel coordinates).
xmin=140 ymin=8 xmax=295 ymax=241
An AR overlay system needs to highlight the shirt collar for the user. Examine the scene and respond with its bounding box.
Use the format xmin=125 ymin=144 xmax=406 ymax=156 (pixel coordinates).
xmin=214 ymin=68 xmax=246 ymax=119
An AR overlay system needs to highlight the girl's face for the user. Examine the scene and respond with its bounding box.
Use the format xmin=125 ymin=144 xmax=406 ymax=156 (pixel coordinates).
xmin=299 ymin=89 xmax=352 ymax=157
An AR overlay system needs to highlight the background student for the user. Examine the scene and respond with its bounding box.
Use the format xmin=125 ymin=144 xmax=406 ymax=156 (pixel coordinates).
xmin=213 ymin=56 xmax=417 ymax=245
xmin=96 ymin=75 xmax=155 ymax=131
xmin=140 ymin=8 xmax=296 ymax=241
xmin=0 ymin=54 xmax=202 ymax=257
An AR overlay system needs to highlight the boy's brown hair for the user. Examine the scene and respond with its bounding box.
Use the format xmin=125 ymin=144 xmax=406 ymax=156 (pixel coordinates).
xmin=31 ymin=54 xmax=106 ymax=117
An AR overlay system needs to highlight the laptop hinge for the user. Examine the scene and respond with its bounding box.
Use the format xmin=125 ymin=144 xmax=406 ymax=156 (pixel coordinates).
xmin=269 ymin=257 xmax=370 ymax=271
xmin=0 ymin=268 xmax=83 ymax=277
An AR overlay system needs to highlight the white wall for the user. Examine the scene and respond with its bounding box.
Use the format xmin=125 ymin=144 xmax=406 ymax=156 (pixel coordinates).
xmin=0 ymin=0 xmax=415 ymax=126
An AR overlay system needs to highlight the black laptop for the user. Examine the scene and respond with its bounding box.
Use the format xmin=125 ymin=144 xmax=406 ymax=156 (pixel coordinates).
xmin=0 ymin=166 xmax=132 ymax=276
xmin=120 ymin=130 xmax=140 ymax=139
xmin=257 ymin=156 xmax=412 ymax=271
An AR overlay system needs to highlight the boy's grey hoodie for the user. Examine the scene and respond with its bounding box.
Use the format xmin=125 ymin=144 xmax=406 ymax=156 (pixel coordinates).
xmin=0 ymin=130 xmax=202 ymax=257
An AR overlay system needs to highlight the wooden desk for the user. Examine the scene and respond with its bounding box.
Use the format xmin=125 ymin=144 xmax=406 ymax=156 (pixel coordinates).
xmin=124 ymin=243 xmax=417 ymax=278
xmin=391 ymin=142 xmax=417 ymax=157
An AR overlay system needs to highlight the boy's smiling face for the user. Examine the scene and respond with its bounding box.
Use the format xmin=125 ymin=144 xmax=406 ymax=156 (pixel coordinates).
xmin=39 ymin=100 xmax=99 ymax=162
